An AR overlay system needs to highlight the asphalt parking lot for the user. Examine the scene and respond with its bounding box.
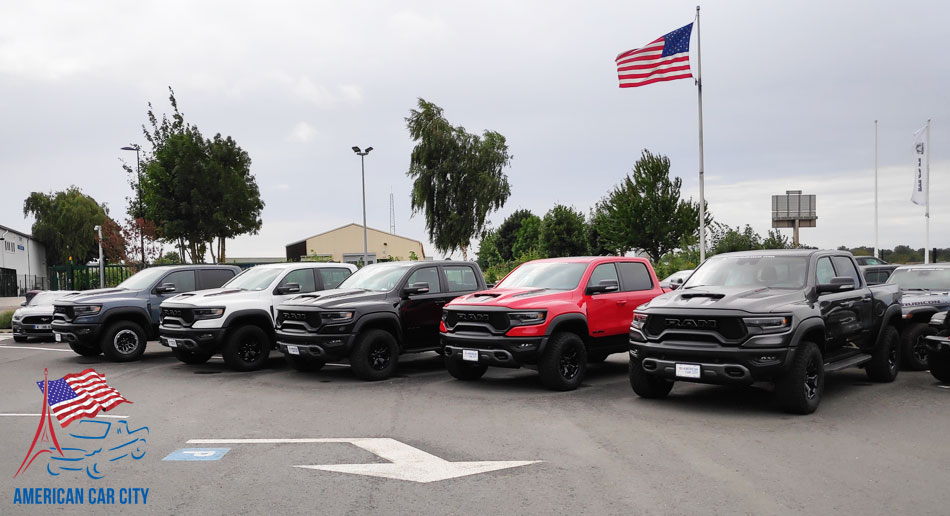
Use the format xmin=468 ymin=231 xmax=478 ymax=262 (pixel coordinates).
xmin=1 ymin=336 xmax=948 ymax=515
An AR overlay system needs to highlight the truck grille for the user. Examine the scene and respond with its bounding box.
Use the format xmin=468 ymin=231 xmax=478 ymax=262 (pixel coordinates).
xmin=53 ymin=305 xmax=74 ymax=322
xmin=161 ymin=307 xmax=195 ymax=327
xmin=276 ymin=310 xmax=320 ymax=331
xmin=644 ymin=315 xmax=746 ymax=342
xmin=444 ymin=310 xmax=510 ymax=333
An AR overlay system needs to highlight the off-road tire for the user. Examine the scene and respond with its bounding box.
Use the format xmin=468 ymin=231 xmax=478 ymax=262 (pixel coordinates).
xmin=286 ymin=355 xmax=325 ymax=372
xmin=100 ymin=320 xmax=147 ymax=362
xmin=538 ymin=332 xmax=587 ymax=391
xmin=866 ymin=325 xmax=900 ymax=382
xmin=349 ymin=329 xmax=399 ymax=381
xmin=775 ymin=341 xmax=824 ymax=415
xmin=69 ymin=341 xmax=102 ymax=357
xmin=928 ymin=351 xmax=950 ymax=383
xmin=173 ymin=347 xmax=213 ymax=364
xmin=901 ymin=322 xmax=935 ymax=371
xmin=222 ymin=325 xmax=271 ymax=372
xmin=445 ymin=358 xmax=488 ymax=381
xmin=628 ymin=357 xmax=674 ymax=399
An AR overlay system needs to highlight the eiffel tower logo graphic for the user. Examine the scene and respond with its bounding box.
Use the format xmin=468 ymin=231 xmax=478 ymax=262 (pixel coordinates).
xmin=14 ymin=368 xmax=64 ymax=478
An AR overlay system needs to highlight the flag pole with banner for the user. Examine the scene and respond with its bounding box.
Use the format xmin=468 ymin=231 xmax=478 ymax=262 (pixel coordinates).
xmin=912 ymin=121 xmax=930 ymax=263
xmin=615 ymin=8 xmax=706 ymax=261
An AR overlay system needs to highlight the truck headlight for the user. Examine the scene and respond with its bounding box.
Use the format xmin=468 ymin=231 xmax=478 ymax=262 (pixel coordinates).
xmin=73 ymin=305 xmax=102 ymax=317
xmin=631 ymin=313 xmax=648 ymax=330
xmin=743 ymin=316 xmax=791 ymax=334
xmin=320 ymin=311 xmax=354 ymax=323
xmin=193 ymin=308 xmax=225 ymax=320
xmin=508 ymin=311 xmax=546 ymax=325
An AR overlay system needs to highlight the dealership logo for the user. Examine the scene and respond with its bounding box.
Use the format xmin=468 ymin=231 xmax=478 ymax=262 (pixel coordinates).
xmin=916 ymin=142 xmax=925 ymax=154
xmin=665 ymin=318 xmax=717 ymax=329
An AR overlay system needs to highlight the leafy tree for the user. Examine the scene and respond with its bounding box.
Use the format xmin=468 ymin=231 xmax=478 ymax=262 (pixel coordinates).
xmin=762 ymin=229 xmax=794 ymax=250
xmin=495 ymin=209 xmax=535 ymax=261
xmin=120 ymin=217 xmax=163 ymax=264
xmin=587 ymin=207 xmax=617 ymax=256
xmin=511 ymin=214 xmax=542 ymax=258
xmin=595 ymin=150 xmax=706 ymax=262
xmin=540 ymin=204 xmax=588 ymax=257
xmin=153 ymin=251 xmax=183 ymax=265
xmin=711 ymin=225 xmax=762 ymax=255
xmin=23 ymin=187 xmax=108 ymax=265
xmin=405 ymin=98 xmax=512 ymax=260
xmin=98 ymin=217 xmax=128 ymax=263
xmin=476 ymin=229 xmax=503 ymax=271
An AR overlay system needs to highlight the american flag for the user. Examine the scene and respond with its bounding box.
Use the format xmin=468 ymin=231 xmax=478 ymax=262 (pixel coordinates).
xmin=616 ymin=23 xmax=694 ymax=88
xmin=36 ymin=369 xmax=132 ymax=428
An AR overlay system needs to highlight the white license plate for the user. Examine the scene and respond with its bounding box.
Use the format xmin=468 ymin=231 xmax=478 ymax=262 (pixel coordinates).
xmin=462 ymin=349 xmax=478 ymax=362
xmin=287 ymin=345 xmax=300 ymax=355
xmin=675 ymin=363 xmax=701 ymax=378
xmin=34 ymin=324 xmax=51 ymax=330
xmin=55 ymin=333 xmax=62 ymax=342
xmin=167 ymin=338 xmax=177 ymax=348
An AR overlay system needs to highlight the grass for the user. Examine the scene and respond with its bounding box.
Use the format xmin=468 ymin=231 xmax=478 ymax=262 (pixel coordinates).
xmin=0 ymin=310 xmax=13 ymax=329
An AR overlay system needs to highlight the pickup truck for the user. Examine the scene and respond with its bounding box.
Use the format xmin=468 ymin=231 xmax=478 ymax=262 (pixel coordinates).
xmin=924 ymin=311 xmax=950 ymax=383
xmin=628 ymin=250 xmax=902 ymax=414
xmin=53 ymin=265 xmax=241 ymax=361
xmin=274 ymin=260 xmax=486 ymax=380
xmin=884 ymin=264 xmax=950 ymax=370
xmin=441 ymin=256 xmax=665 ymax=391
xmin=158 ymin=262 xmax=356 ymax=371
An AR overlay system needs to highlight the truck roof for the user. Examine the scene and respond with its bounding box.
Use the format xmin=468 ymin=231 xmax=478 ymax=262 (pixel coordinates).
xmin=711 ymin=249 xmax=846 ymax=258
xmin=523 ymin=256 xmax=650 ymax=264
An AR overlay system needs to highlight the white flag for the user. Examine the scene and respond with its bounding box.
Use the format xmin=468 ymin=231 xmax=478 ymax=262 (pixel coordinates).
xmin=911 ymin=125 xmax=928 ymax=206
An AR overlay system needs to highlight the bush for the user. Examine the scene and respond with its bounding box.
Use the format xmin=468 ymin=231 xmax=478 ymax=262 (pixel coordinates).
xmin=0 ymin=310 xmax=13 ymax=329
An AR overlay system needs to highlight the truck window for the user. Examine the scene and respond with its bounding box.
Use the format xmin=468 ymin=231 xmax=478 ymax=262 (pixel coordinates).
xmin=617 ymin=262 xmax=653 ymax=291
xmin=280 ymin=269 xmax=317 ymax=293
xmin=407 ymin=267 xmax=442 ymax=294
xmin=816 ymin=257 xmax=835 ymax=284
xmin=587 ymin=263 xmax=619 ymax=288
xmin=318 ymin=268 xmax=351 ymax=290
xmin=162 ymin=270 xmax=196 ymax=293
xmin=444 ymin=266 xmax=478 ymax=292
xmin=831 ymin=256 xmax=861 ymax=286
xmin=198 ymin=269 xmax=236 ymax=289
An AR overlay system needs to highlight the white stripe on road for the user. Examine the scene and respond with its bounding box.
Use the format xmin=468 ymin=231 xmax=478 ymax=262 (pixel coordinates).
xmin=188 ymin=438 xmax=357 ymax=444
xmin=0 ymin=345 xmax=72 ymax=352
xmin=0 ymin=413 xmax=128 ymax=418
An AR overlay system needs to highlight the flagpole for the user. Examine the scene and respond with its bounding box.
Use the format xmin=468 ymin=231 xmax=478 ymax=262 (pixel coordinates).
xmin=695 ymin=5 xmax=706 ymax=262
xmin=874 ymin=120 xmax=879 ymax=258
xmin=925 ymin=119 xmax=931 ymax=264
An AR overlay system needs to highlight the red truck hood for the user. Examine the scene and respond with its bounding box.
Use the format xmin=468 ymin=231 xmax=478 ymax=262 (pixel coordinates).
xmin=447 ymin=287 xmax=574 ymax=309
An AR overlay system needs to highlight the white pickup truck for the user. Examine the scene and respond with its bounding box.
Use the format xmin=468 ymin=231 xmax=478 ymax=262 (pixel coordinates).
xmin=158 ymin=262 xmax=356 ymax=371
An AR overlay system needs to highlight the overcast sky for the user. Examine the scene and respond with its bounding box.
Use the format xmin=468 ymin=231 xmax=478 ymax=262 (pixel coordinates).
xmin=2 ymin=1 xmax=947 ymax=260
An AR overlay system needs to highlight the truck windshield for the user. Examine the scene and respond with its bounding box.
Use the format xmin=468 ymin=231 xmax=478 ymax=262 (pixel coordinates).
xmin=337 ymin=263 xmax=415 ymax=292
xmin=116 ymin=267 xmax=168 ymax=290
xmin=496 ymin=262 xmax=588 ymax=290
xmin=223 ymin=267 xmax=284 ymax=291
xmin=684 ymin=255 xmax=808 ymax=289
xmin=886 ymin=268 xmax=950 ymax=290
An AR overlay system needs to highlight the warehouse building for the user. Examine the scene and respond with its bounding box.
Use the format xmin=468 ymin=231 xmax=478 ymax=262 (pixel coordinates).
xmin=0 ymin=224 xmax=47 ymax=296
xmin=285 ymin=223 xmax=426 ymax=265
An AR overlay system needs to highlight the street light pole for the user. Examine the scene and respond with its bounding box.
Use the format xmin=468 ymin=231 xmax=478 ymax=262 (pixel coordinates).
xmin=121 ymin=145 xmax=145 ymax=266
xmin=352 ymin=146 xmax=374 ymax=266
xmin=94 ymin=225 xmax=104 ymax=288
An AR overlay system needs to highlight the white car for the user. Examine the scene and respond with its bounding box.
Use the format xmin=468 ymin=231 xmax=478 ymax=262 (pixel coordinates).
xmin=158 ymin=262 xmax=356 ymax=371
xmin=11 ymin=290 xmax=78 ymax=342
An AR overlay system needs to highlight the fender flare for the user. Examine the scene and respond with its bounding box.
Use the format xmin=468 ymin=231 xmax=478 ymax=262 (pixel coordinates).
xmin=541 ymin=313 xmax=589 ymax=355
xmin=875 ymin=304 xmax=903 ymax=344
xmin=100 ymin=306 xmax=153 ymax=336
xmin=223 ymin=308 xmax=275 ymax=336
xmin=788 ymin=316 xmax=825 ymax=349
xmin=353 ymin=312 xmax=404 ymax=345
xmin=902 ymin=306 xmax=938 ymax=324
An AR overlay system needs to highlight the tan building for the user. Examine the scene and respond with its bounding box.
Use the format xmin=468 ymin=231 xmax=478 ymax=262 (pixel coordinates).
xmin=285 ymin=223 xmax=426 ymax=265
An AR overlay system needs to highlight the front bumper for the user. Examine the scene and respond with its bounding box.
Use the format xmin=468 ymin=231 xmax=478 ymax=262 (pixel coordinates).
xmin=12 ymin=322 xmax=55 ymax=338
xmin=441 ymin=332 xmax=549 ymax=368
xmin=275 ymin=331 xmax=355 ymax=362
xmin=51 ymin=321 xmax=102 ymax=345
xmin=630 ymin=339 xmax=796 ymax=384
xmin=924 ymin=333 xmax=950 ymax=354
xmin=159 ymin=326 xmax=226 ymax=353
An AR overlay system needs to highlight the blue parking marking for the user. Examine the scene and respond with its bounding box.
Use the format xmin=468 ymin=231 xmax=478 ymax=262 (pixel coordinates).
xmin=163 ymin=448 xmax=230 ymax=461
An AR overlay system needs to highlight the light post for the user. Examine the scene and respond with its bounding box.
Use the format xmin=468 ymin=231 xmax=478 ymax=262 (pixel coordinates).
xmin=121 ymin=145 xmax=145 ymax=266
xmin=351 ymin=146 xmax=373 ymax=266
xmin=94 ymin=225 xmax=104 ymax=288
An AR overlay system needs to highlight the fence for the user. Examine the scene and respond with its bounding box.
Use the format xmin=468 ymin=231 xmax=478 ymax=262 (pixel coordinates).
xmin=47 ymin=262 xmax=269 ymax=291
xmin=0 ymin=270 xmax=48 ymax=296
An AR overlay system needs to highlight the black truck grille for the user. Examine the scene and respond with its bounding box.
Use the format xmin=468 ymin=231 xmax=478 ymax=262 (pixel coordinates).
xmin=644 ymin=315 xmax=746 ymax=341
xmin=276 ymin=310 xmax=321 ymax=331
xmin=444 ymin=310 xmax=510 ymax=333
xmin=53 ymin=305 xmax=74 ymax=322
xmin=161 ymin=307 xmax=195 ymax=326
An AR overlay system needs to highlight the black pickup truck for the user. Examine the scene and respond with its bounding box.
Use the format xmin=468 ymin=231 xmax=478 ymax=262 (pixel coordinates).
xmin=274 ymin=261 xmax=486 ymax=381
xmin=628 ymin=250 xmax=902 ymax=414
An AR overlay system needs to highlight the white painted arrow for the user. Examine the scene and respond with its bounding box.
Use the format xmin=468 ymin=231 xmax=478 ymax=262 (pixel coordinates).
xmin=186 ymin=438 xmax=540 ymax=483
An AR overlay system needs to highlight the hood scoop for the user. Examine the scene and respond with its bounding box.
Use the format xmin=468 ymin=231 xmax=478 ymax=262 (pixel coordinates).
xmin=679 ymin=292 xmax=726 ymax=300
xmin=205 ymin=289 xmax=244 ymax=297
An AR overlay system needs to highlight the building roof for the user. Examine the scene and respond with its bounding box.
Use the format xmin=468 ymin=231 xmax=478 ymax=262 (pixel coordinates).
xmin=0 ymin=223 xmax=34 ymax=240
xmin=285 ymin=223 xmax=425 ymax=248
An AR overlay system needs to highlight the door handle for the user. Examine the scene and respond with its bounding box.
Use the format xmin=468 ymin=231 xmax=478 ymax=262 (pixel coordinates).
xmin=840 ymin=301 xmax=855 ymax=308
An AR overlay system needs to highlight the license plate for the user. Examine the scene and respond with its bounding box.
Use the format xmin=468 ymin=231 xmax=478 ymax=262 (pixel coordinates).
xmin=287 ymin=345 xmax=300 ymax=355
xmin=34 ymin=324 xmax=51 ymax=330
xmin=462 ymin=349 xmax=478 ymax=362
xmin=675 ymin=363 xmax=701 ymax=378
xmin=55 ymin=333 xmax=62 ymax=342
xmin=167 ymin=338 xmax=177 ymax=348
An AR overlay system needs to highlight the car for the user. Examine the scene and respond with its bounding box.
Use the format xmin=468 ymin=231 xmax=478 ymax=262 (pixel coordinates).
xmin=628 ymin=250 xmax=902 ymax=414
xmin=855 ymin=256 xmax=889 ymax=266
xmin=52 ymin=265 xmax=240 ymax=361
xmin=441 ymin=256 xmax=666 ymax=390
xmin=924 ymin=311 xmax=950 ymax=383
xmin=885 ymin=263 xmax=950 ymax=370
xmin=860 ymin=264 xmax=898 ymax=285
xmin=158 ymin=262 xmax=356 ymax=371
xmin=274 ymin=261 xmax=487 ymax=380
xmin=11 ymin=290 xmax=78 ymax=342
xmin=659 ymin=269 xmax=693 ymax=290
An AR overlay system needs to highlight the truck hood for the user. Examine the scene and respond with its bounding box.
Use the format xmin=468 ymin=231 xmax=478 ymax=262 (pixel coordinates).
xmin=448 ymin=287 xmax=573 ymax=309
xmin=279 ymin=288 xmax=389 ymax=309
xmin=163 ymin=288 xmax=259 ymax=306
xmin=54 ymin=288 xmax=142 ymax=305
xmin=642 ymin=286 xmax=806 ymax=314
xmin=901 ymin=290 xmax=950 ymax=310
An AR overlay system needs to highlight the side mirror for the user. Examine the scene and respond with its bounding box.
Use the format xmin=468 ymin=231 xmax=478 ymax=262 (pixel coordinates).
xmin=20 ymin=302 xmax=27 ymax=307
xmin=816 ymin=276 xmax=855 ymax=295
xmin=486 ymin=283 xmax=496 ymax=289
xmin=669 ymin=277 xmax=685 ymax=291
xmin=586 ymin=279 xmax=620 ymax=295
xmin=277 ymin=282 xmax=301 ymax=295
xmin=156 ymin=283 xmax=177 ymax=294
xmin=403 ymin=282 xmax=430 ymax=297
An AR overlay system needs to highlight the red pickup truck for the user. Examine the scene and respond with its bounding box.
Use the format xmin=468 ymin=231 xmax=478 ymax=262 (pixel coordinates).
xmin=440 ymin=256 xmax=665 ymax=390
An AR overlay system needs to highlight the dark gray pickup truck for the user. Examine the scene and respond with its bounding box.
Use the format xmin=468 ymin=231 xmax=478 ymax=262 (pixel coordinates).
xmin=629 ymin=250 xmax=902 ymax=414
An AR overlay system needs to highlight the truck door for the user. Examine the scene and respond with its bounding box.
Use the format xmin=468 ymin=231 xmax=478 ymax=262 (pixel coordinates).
xmin=816 ymin=256 xmax=868 ymax=350
xmin=399 ymin=266 xmax=446 ymax=349
xmin=831 ymin=255 xmax=873 ymax=346
xmin=584 ymin=263 xmax=628 ymax=338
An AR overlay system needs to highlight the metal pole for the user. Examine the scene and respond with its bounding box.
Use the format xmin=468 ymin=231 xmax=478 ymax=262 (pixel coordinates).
xmin=695 ymin=5 xmax=706 ymax=263
xmin=874 ymin=120 xmax=879 ymax=258
xmin=97 ymin=225 xmax=104 ymax=288
xmin=925 ymin=119 xmax=931 ymax=264
xmin=361 ymin=154 xmax=368 ymax=266
xmin=136 ymin=148 xmax=145 ymax=266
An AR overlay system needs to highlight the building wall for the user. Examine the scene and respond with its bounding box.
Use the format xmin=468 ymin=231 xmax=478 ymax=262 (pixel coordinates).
xmin=292 ymin=224 xmax=425 ymax=264
xmin=0 ymin=227 xmax=47 ymax=293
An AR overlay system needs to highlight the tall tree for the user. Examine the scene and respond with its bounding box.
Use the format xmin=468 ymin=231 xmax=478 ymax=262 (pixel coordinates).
xmin=23 ymin=187 xmax=108 ymax=265
xmin=596 ymin=150 xmax=706 ymax=262
xmin=495 ymin=209 xmax=535 ymax=261
xmin=406 ymin=98 xmax=512 ymax=260
xmin=586 ymin=207 xmax=618 ymax=256
xmin=511 ymin=213 xmax=542 ymax=259
xmin=540 ymin=204 xmax=588 ymax=257
xmin=476 ymin=229 xmax=503 ymax=271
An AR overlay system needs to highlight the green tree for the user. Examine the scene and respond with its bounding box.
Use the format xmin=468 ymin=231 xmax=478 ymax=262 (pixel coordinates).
xmin=495 ymin=209 xmax=535 ymax=261
xmin=511 ymin=214 xmax=542 ymax=258
xmin=711 ymin=224 xmax=762 ymax=255
xmin=23 ymin=187 xmax=108 ymax=265
xmin=153 ymin=251 xmax=183 ymax=265
xmin=405 ymin=98 xmax=512 ymax=260
xmin=586 ymin=207 xmax=617 ymax=256
xmin=596 ymin=150 xmax=705 ymax=262
xmin=540 ymin=204 xmax=587 ymax=257
xmin=762 ymin=229 xmax=794 ymax=250
xmin=476 ymin=229 xmax=503 ymax=271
